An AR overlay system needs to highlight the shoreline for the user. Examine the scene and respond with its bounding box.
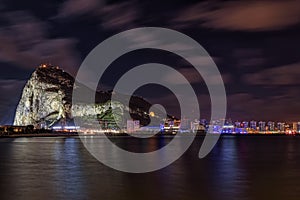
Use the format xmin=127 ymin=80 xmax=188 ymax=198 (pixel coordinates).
xmin=0 ymin=132 xmax=297 ymax=138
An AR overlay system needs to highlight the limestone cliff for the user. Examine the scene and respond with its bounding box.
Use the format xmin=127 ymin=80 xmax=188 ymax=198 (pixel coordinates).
xmin=13 ymin=64 xmax=152 ymax=128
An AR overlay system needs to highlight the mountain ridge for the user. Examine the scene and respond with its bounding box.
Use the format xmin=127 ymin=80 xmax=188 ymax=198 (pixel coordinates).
xmin=13 ymin=64 xmax=154 ymax=128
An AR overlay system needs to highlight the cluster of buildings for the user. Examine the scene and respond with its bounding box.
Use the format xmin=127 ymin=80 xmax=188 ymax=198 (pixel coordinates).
xmin=123 ymin=118 xmax=297 ymax=135
xmin=161 ymin=118 xmax=300 ymax=135
xmin=28 ymin=119 xmax=300 ymax=135
xmin=2 ymin=116 xmax=300 ymax=136
xmin=0 ymin=125 xmax=34 ymax=135
xmin=208 ymin=119 xmax=299 ymax=134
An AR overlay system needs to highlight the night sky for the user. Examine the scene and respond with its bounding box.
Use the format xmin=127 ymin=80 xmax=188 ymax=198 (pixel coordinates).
xmin=0 ymin=0 xmax=300 ymax=124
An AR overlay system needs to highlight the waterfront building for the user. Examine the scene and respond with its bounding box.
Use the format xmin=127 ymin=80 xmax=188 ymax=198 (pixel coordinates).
xmin=221 ymin=124 xmax=234 ymax=134
xmin=267 ymin=121 xmax=275 ymax=131
xmin=292 ymin=122 xmax=297 ymax=131
xmin=225 ymin=118 xmax=233 ymax=126
xmin=191 ymin=119 xmax=199 ymax=133
xmin=127 ymin=120 xmax=140 ymax=133
xmin=180 ymin=117 xmax=190 ymax=130
xmin=200 ymin=119 xmax=208 ymax=127
xmin=277 ymin=122 xmax=285 ymax=132
xmin=234 ymin=121 xmax=241 ymax=128
xmin=250 ymin=121 xmax=257 ymax=130
xmin=210 ymin=119 xmax=224 ymax=133
xmin=52 ymin=126 xmax=80 ymax=132
xmin=297 ymin=122 xmax=300 ymax=133
xmin=258 ymin=121 xmax=266 ymax=132
xmin=291 ymin=122 xmax=300 ymax=133
xmin=242 ymin=121 xmax=249 ymax=128
xmin=0 ymin=125 xmax=34 ymax=135
xmin=163 ymin=119 xmax=180 ymax=133
xmin=190 ymin=120 xmax=206 ymax=133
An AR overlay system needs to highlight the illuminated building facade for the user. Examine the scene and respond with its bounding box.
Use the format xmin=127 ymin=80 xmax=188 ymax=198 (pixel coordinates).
xmin=235 ymin=121 xmax=241 ymax=128
xmin=258 ymin=121 xmax=266 ymax=132
xmin=277 ymin=122 xmax=285 ymax=132
xmin=127 ymin=120 xmax=140 ymax=133
xmin=250 ymin=121 xmax=257 ymax=130
xmin=292 ymin=122 xmax=300 ymax=133
xmin=0 ymin=125 xmax=34 ymax=135
xmin=267 ymin=121 xmax=275 ymax=131
xmin=242 ymin=121 xmax=249 ymax=129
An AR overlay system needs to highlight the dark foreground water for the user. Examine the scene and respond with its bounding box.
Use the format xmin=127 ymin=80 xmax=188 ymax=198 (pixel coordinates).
xmin=0 ymin=136 xmax=300 ymax=200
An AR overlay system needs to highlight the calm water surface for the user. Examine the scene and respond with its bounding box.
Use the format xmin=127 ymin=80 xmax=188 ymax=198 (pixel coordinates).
xmin=0 ymin=136 xmax=300 ymax=200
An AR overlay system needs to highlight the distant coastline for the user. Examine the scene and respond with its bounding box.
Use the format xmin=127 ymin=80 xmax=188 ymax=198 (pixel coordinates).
xmin=0 ymin=131 xmax=296 ymax=138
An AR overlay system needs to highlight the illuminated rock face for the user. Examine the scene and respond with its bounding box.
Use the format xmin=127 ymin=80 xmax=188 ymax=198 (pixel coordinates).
xmin=13 ymin=64 xmax=151 ymax=128
xmin=13 ymin=65 xmax=75 ymax=127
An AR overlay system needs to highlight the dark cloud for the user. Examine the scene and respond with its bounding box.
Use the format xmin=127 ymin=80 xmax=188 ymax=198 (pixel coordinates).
xmin=233 ymin=48 xmax=265 ymax=69
xmin=162 ymin=67 xmax=231 ymax=85
xmin=226 ymin=91 xmax=300 ymax=122
xmin=56 ymin=0 xmax=139 ymax=31
xmin=243 ymin=62 xmax=300 ymax=85
xmin=99 ymin=2 xmax=140 ymax=30
xmin=0 ymin=11 xmax=80 ymax=75
xmin=174 ymin=1 xmax=300 ymax=31
xmin=56 ymin=0 xmax=103 ymax=18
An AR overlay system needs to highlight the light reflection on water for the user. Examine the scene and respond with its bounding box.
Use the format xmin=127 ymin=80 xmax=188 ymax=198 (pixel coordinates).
xmin=0 ymin=136 xmax=300 ymax=200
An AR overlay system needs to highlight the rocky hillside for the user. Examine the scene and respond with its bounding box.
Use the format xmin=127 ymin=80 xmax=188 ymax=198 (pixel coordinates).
xmin=13 ymin=64 xmax=154 ymax=128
